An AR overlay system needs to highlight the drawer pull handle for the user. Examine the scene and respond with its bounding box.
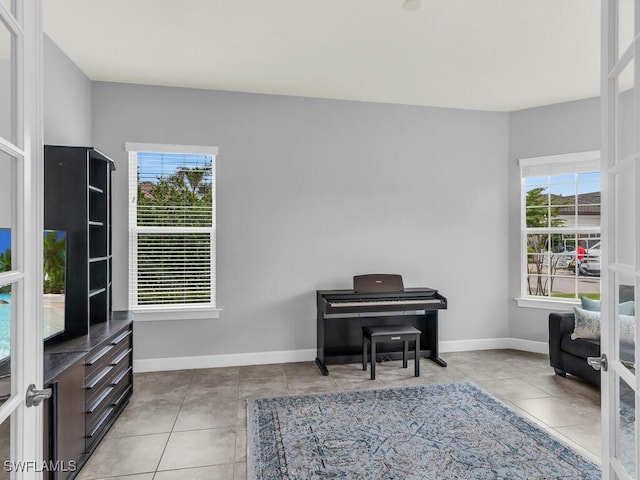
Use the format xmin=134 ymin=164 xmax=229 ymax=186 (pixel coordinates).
xmin=87 ymin=408 xmax=113 ymax=438
xmin=87 ymin=345 xmax=114 ymax=366
xmin=111 ymin=349 xmax=132 ymax=366
xmin=111 ymin=330 xmax=131 ymax=346
xmin=87 ymin=387 xmax=114 ymax=414
xmin=112 ymin=367 xmax=132 ymax=386
xmin=86 ymin=366 xmax=114 ymax=390
xmin=111 ymin=385 xmax=132 ymax=407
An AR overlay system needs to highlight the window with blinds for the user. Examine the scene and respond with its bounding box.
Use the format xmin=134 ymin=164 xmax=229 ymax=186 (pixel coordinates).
xmin=520 ymin=151 xmax=601 ymax=302
xmin=127 ymin=144 xmax=217 ymax=310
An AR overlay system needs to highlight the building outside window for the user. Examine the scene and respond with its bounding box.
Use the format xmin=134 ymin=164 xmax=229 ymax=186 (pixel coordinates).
xmin=520 ymin=151 xmax=601 ymax=302
xmin=127 ymin=143 xmax=218 ymax=313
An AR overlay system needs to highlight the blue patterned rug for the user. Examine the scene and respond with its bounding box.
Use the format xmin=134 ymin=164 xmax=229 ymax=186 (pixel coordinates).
xmin=247 ymin=381 xmax=600 ymax=479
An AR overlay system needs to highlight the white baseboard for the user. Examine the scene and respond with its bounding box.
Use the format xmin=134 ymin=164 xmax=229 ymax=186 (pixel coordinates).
xmin=133 ymin=338 xmax=548 ymax=373
xmin=439 ymin=337 xmax=548 ymax=355
xmin=133 ymin=348 xmax=316 ymax=373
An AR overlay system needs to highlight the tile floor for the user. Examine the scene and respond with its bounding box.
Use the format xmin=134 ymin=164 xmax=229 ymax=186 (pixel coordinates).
xmin=76 ymin=349 xmax=601 ymax=480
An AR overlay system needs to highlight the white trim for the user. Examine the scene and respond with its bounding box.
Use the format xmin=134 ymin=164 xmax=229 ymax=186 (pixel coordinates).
xmin=125 ymin=142 xmax=218 ymax=156
xmin=134 ymin=348 xmax=317 ymax=372
xmin=133 ymin=307 xmax=222 ymax=321
xmin=519 ymin=149 xmax=600 ymax=170
xmin=519 ymin=149 xmax=600 ymax=166
xmin=439 ymin=337 xmax=548 ymax=355
xmin=128 ymin=148 xmax=218 ymax=310
xmin=515 ymin=296 xmax=578 ymax=310
xmin=132 ymin=338 xmax=549 ymax=373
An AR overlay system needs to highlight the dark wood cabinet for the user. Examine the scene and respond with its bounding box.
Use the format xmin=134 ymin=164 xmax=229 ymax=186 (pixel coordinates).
xmin=44 ymin=145 xmax=131 ymax=479
xmin=44 ymin=316 xmax=133 ymax=480
xmin=45 ymin=356 xmax=85 ymax=480
xmin=44 ymin=145 xmax=115 ymax=341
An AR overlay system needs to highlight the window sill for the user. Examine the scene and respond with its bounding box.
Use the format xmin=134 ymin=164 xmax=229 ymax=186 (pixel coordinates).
xmin=515 ymin=297 xmax=578 ymax=311
xmin=133 ymin=306 xmax=222 ymax=322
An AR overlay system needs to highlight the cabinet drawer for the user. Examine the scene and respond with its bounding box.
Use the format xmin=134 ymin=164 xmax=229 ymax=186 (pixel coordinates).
xmin=86 ymin=406 xmax=114 ymax=452
xmin=84 ymin=324 xmax=133 ymax=453
xmin=85 ymin=328 xmax=132 ymax=381
xmin=85 ymin=344 xmax=115 ymax=380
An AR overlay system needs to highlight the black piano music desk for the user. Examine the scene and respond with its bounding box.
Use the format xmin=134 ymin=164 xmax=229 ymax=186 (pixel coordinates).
xmin=315 ymin=288 xmax=448 ymax=375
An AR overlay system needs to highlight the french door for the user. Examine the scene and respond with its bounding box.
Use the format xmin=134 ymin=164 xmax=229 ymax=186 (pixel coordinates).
xmin=601 ymin=0 xmax=640 ymax=478
xmin=0 ymin=1 xmax=45 ymax=479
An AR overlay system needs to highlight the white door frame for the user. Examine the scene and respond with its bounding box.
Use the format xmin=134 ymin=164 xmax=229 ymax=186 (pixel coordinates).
xmin=600 ymin=0 xmax=639 ymax=478
xmin=0 ymin=0 xmax=44 ymax=478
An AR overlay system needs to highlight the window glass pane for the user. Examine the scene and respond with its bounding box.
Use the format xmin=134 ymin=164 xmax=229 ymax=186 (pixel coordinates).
xmin=615 ymin=170 xmax=635 ymax=266
xmin=0 ymin=16 xmax=15 ymax=144
xmin=526 ymin=232 xmax=600 ymax=299
xmin=617 ymin=55 xmax=634 ymax=163
xmin=136 ymin=232 xmax=211 ymax=305
xmin=137 ymin=152 xmax=213 ymax=228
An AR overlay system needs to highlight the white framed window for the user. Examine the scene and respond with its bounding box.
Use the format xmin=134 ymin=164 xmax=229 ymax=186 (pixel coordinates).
xmin=126 ymin=143 xmax=219 ymax=318
xmin=518 ymin=150 xmax=601 ymax=308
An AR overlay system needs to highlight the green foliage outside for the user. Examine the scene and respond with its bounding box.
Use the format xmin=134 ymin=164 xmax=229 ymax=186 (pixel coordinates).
xmin=43 ymin=232 xmax=66 ymax=294
xmin=526 ymin=187 xmax=568 ymax=296
xmin=0 ymin=232 xmax=66 ymax=294
xmin=552 ymin=293 xmax=601 ymax=300
xmin=0 ymin=248 xmax=10 ymax=293
xmin=138 ymin=163 xmax=212 ymax=227
xmin=137 ymin=163 xmax=212 ymax=304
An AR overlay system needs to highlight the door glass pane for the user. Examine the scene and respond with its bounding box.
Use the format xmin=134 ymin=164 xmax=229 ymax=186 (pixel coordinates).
xmin=617 ymin=273 xmax=636 ymax=372
xmin=618 ymin=377 xmax=636 ymax=476
xmin=0 ymin=151 xmax=14 ymax=274
xmin=0 ymin=17 xmax=15 ymax=145
xmin=0 ymin=284 xmax=10 ymax=403
xmin=617 ymin=55 xmax=634 ymax=163
xmin=614 ymin=170 xmax=635 ymax=266
xmin=618 ymin=0 xmax=635 ymax=60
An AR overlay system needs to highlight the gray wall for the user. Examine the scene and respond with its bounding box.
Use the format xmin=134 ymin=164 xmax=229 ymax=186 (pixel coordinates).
xmin=91 ymin=82 xmax=511 ymax=361
xmin=43 ymin=35 xmax=92 ymax=146
xmin=508 ymin=97 xmax=601 ymax=341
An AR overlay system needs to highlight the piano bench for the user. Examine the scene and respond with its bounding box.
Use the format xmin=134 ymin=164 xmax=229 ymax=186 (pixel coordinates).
xmin=362 ymin=325 xmax=421 ymax=380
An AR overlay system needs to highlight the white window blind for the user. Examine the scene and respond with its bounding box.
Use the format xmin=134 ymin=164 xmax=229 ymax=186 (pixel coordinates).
xmin=127 ymin=144 xmax=217 ymax=310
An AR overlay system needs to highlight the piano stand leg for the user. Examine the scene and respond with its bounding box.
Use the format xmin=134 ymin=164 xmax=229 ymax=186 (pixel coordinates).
xmin=315 ymin=358 xmax=329 ymax=376
xmin=430 ymin=356 xmax=447 ymax=368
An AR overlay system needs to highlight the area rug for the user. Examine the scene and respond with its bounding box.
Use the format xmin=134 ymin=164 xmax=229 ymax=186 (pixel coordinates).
xmin=247 ymin=381 xmax=600 ymax=480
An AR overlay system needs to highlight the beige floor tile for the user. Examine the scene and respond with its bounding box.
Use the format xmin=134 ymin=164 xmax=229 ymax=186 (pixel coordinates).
xmin=238 ymin=376 xmax=289 ymax=400
xmin=153 ymin=464 xmax=235 ymax=480
xmin=285 ymin=375 xmax=339 ymax=394
xmin=158 ymin=428 xmax=236 ymax=471
xmin=109 ymin=398 xmax=182 ymax=437
xmin=234 ymin=462 xmax=247 ymax=480
xmin=78 ymin=475 xmax=154 ymax=480
xmin=511 ymin=396 xmax=598 ymax=428
xmin=238 ymin=364 xmax=285 ymax=379
xmin=76 ymin=434 xmax=168 ymax=479
xmin=173 ymin=396 xmax=238 ymax=431
xmin=474 ymin=377 xmax=552 ymax=401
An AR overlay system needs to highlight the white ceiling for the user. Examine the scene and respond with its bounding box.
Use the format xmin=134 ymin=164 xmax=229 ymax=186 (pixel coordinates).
xmin=43 ymin=0 xmax=603 ymax=112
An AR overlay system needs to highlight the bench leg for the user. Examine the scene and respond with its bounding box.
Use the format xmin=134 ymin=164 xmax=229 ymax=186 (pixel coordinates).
xmin=403 ymin=341 xmax=408 ymax=368
xmin=371 ymin=339 xmax=376 ymax=380
xmin=414 ymin=336 xmax=420 ymax=377
xmin=362 ymin=337 xmax=367 ymax=371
